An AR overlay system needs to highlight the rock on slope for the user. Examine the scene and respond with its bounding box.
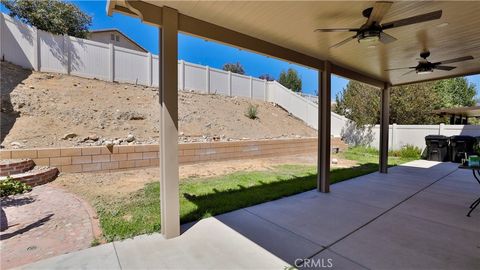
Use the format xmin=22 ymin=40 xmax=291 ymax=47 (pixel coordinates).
xmin=1 ymin=62 xmax=316 ymax=149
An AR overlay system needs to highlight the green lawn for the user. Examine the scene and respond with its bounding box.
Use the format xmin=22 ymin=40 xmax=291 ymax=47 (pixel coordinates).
xmin=95 ymin=147 xmax=420 ymax=241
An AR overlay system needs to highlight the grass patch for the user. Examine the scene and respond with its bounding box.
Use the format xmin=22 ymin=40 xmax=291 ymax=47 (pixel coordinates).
xmin=340 ymin=145 xmax=420 ymax=165
xmin=96 ymin=146 xmax=420 ymax=241
xmin=97 ymin=163 xmax=378 ymax=241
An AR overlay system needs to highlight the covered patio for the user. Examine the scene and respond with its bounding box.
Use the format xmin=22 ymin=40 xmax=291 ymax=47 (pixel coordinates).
xmin=22 ymin=160 xmax=480 ymax=269
xmin=103 ymin=0 xmax=480 ymax=239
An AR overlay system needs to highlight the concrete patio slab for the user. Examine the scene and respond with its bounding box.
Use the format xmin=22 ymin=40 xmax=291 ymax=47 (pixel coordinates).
xmin=329 ymin=177 xmax=416 ymax=209
xmin=393 ymin=188 xmax=480 ymax=232
xmin=215 ymin=209 xmax=323 ymax=265
xmin=18 ymin=243 xmax=121 ymax=270
xmin=244 ymin=190 xmax=385 ymax=247
xmin=307 ymin=249 xmax=368 ymax=270
xmin=329 ymin=211 xmax=480 ymax=270
xmin=20 ymin=160 xmax=479 ymax=270
xmin=113 ymin=218 xmax=287 ymax=269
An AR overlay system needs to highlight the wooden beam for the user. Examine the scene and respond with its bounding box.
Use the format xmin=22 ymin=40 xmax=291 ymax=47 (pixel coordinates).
xmin=392 ymin=70 xmax=480 ymax=86
xmin=379 ymin=83 xmax=390 ymax=174
xmin=318 ymin=61 xmax=332 ymax=192
xmin=111 ymin=1 xmax=163 ymax=26
xmin=331 ymin=63 xmax=385 ymax=89
xmin=178 ymin=14 xmax=324 ymax=70
xmin=159 ymin=6 xmax=180 ymax=239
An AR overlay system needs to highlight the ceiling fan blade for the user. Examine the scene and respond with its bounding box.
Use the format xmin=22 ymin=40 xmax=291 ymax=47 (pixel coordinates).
xmin=366 ymin=1 xmax=393 ymax=26
xmin=330 ymin=35 xmax=357 ymax=48
xmin=434 ymin=56 xmax=474 ymax=65
xmin=401 ymin=69 xmax=416 ymax=76
xmin=382 ymin=10 xmax=442 ymax=29
xmin=379 ymin=32 xmax=397 ymax=44
xmin=385 ymin=67 xmax=414 ymax=71
xmin=434 ymin=65 xmax=456 ymax=71
xmin=314 ymin=28 xmax=359 ymax=32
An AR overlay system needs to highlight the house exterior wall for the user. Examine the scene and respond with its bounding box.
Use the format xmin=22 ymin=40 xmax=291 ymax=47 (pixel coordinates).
xmin=88 ymin=31 xmax=146 ymax=52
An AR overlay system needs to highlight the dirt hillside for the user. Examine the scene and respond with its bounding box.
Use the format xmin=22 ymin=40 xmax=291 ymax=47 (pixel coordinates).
xmin=1 ymin=62 xmax=316 ymax=149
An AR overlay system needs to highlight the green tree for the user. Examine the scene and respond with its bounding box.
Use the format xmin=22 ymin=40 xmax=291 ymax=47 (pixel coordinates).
xmin=334 ymin=81 xmax=380 ymax=127
xmin=279 ymin=68 xmax=302 ymax=92
xmin=433 ymin=77 xmax=476 ymax=108
xmin=1 ymin=0 xmax=91 ymax=38
xmin=389 ymin=82 xmax=442 ymax=125
xmin=222 ymin=62 xmax=245 ymax=75
xmin=335 ymin=77 xmax=477 ymax=125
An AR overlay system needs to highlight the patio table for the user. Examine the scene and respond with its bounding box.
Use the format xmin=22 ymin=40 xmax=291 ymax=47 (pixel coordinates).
xmin=458 ymin=165 xmax=480 ymax=217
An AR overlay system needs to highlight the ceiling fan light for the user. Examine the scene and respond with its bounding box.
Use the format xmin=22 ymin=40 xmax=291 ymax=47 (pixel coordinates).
xmin=359 ymin=35 xmax=379 ymax=43
xmin=417 ymin=70 xmax=433 ymax=75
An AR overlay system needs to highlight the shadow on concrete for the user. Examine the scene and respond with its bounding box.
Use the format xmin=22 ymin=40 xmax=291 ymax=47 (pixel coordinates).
xmin=183 ymin=162 xmax=476 ymax=268
xmin=181 ymin=163 xmax=379 ymax=225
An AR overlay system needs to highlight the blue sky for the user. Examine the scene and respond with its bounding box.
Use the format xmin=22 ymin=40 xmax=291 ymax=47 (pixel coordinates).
xmin=2 ymin=1 xmax=479 ymax=98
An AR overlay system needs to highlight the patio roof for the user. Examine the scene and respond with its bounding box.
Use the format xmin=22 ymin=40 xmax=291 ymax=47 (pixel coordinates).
xmin=108 ymin=1 xmax=480 ymax=86
xmin=106 ymin=0 xmax=480 ymax=238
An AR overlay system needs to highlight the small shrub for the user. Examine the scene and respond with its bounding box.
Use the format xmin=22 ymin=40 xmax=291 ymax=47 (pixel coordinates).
xmin=245 ymin=104 xmax=258 ymax=119
xmin=390 ymin=144 xmax=422 ymax=159
xmin=0 ymin=177 xmax=31 ymax=197
xmin=473 ymin=141 xmax=480 ymax=155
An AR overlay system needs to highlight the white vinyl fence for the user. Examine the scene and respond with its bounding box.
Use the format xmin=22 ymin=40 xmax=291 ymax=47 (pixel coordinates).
xmin=2 ymin=12 xmax=479 ymax=144
xmin=367 ymin=124 xmax=480 ymax=150
xmin=0 ymin=12 xmax=348 ymax=136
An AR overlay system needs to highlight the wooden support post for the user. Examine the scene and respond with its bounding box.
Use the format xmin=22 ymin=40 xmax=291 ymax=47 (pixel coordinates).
xmin=159 ymin=6 xmax=180 ymax=239
xmin=318 ymin=61 xmax=331 ymax=193
xmin=379 ymin=83 xmax=390 ymax=174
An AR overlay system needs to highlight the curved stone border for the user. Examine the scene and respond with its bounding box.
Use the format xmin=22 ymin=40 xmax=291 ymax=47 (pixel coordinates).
xmin=51 ymin=185 xmax=103 ymax=243
xmin=0 ymin=166 xmax=59 ymax=186
xmin=0 ymin=159 xmax=34 ymax=176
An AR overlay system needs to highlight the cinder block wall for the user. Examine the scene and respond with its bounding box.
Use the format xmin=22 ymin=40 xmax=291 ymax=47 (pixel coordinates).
xmin=0 ymin=138 xmax=346 ymax=173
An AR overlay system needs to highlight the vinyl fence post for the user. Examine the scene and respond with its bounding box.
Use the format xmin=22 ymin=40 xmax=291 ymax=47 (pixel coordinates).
xmin=65 ymin=35 xmax=72 ymax=75
xmin=179 ymin=60 xmax=185 ymax=90
xmin=33 ymin=27 xmax=40 ymax=71
xmin=228 ymin=71 xmax=232 ymax=96
xmin=109 ymin=43 xmax=114 ymax=82
xmin=392 ymin=123 xmax=397 ymax=150
xmin=205 ymin=66 xmax=210 ymax=94
xmin=249 ymin=76 xmax=253 ymax=99
xmin=263 ymin=79 xmax=267 ymax=101
xmin=147 ymin=52 xmax=153 ymax=86
xmin=439 ymin=123 xmax=445 ymax=135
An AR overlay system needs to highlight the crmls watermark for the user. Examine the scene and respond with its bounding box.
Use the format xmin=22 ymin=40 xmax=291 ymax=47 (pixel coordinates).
xmin=287 ymin=258 xmax=333 ymax=269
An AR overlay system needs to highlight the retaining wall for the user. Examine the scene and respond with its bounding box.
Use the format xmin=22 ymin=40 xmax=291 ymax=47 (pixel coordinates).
xmin=0 ymin=138 xmax=345 ymax=173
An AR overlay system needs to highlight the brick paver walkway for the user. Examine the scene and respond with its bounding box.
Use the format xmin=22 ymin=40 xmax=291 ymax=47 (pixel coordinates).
xmin=0 ymin=184 xmax=101 ymax=269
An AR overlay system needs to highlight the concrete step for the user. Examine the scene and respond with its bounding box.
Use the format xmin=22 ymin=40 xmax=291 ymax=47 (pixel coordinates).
xmin=0 ymin=159 xmax=35 ymax=176
xmin=0 ymin=166 xmax=59 ymax=187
